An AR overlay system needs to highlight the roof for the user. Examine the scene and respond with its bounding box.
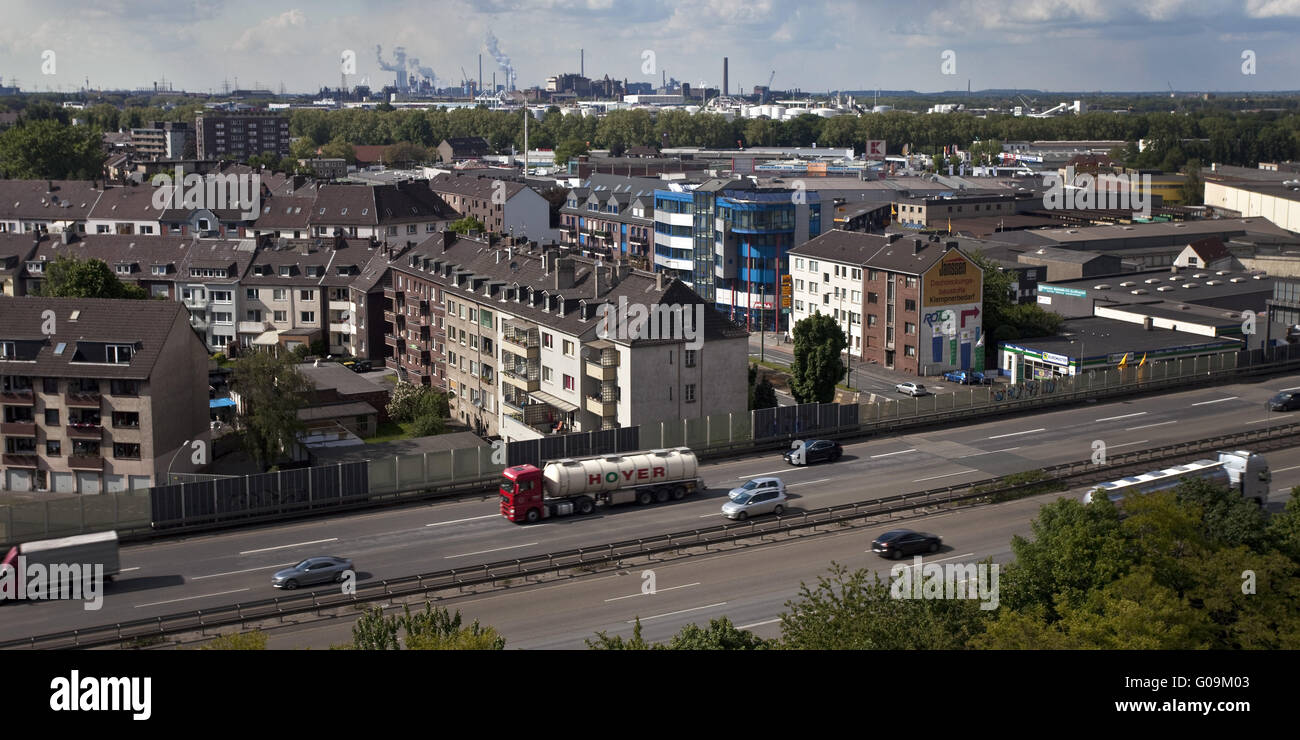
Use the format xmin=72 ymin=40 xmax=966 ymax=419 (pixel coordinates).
xmin=0 ymin=180 xmax=104 ymax=221
xmin=307 ymin=183 xmax=456 ymax=227
xmin=296 ymin=362 xmax=388 ymax=395
xmin=1186 ymin=236 xmax=1232 ymax=263
xmin=297 ymin=401 xmax=378 ymax=422
xmin=350 ymin=145 xmax=389 ymax=165
xmin=1002 ymin=316 xmax=1241 ymax=358
xmin=789 ymin=231 xmax=961 ymax=276
xmin=0 ymin=296 xmax=197 ymax=380
xmin=87 ymin=185 xmax=163 ymax=222
xmin=428 ymin=172 xmax=529 ymax=201
xmin=28 ymin=234 xmax=247 ymax=281
xmin=309 ymin=430 xmax=488 ymax=465
xmin=252 ymin=196 xmax=314 ymax=229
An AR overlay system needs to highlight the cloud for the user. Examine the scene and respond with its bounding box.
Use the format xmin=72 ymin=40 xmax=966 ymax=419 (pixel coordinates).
xmin=232 ymin=9 xmax=309 ymax=53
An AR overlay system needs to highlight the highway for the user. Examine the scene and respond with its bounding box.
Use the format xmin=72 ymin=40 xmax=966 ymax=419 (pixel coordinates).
xmin=6 ymin=372 xmax=1300 ymax=644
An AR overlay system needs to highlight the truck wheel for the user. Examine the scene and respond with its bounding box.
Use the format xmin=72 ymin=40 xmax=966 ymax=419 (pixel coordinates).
xmin=655 ymin=488 xmax=670 ymax=503
xmin=525 ymin=508 xmax=541 ymax=523
xmin=577 ymin=497 xmax=594 ymax=515
xmin=670 ymin=486 xmax=686 ymax=500
xmin=637 ymin=490 xmax=654 ymax=505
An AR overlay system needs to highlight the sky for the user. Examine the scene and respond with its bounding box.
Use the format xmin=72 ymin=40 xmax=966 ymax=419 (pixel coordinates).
xmin=2 ymin=0 xmax=1300 ymax=95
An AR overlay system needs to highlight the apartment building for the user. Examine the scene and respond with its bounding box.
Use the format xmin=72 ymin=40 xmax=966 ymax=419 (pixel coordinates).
xmin=427 ymin=173 xmax=552 ymax=238
xmin=86 ymin=184 xmax=164 ymax=236
xmin=307 ymin=182 xmax=456 ymax=240
xmin=436 ymin=137 xmax=491 ymax=163
xmin=892 ymin=192 xmax=1026 ymax=230
xmin=0 ymin=179 xmax=103 ymax=235
xmin=560 ymin=175 xmax=657 ymax=269
xmin=195 ymin=112 xmax=291 ymax=160
xmin=0 ymin=235 xmax=37 ymax=296
xmin=790 ymin=231 xmax=984 ymax=376
xmin=384 ymin=233 xmax=749 ymax=439
xmin=130 ymin=121 xmax=192 ymax=160
xmin=0 ymin=297 xmax=210 ymax=493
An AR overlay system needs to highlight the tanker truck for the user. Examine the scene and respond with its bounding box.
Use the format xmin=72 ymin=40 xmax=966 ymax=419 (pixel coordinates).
xmin=499 ymin=447 xmax=704 ymax=523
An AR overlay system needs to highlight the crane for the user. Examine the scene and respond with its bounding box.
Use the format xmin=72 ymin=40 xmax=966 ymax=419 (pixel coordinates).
xmin=1167 ymin=81 xmax=1175 ymax=98
xmin=765 ymin=70 xmax=776 ymax=103
xmin=461 ymin=65 xmax=472 ymax=98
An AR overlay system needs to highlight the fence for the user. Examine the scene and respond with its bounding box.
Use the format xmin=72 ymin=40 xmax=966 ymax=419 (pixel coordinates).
xmin=2 ymin=343 xmax=1298 ymax=545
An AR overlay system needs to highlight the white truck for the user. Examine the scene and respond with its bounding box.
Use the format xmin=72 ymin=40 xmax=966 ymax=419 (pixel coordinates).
xmin=1084 ymin=450 xmax=1271 ymax=506
xmin=499 ymin=447 xmax=704 ymax=523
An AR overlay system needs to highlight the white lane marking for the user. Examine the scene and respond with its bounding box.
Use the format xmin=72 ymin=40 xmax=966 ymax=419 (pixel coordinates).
xmin=700 ymin=513 xmax=722 ymax=518
xmin=1095 ymin=412 xmax=1147 ymax=422
xmin=987 ymin=428 xmax=1045 ymax=440
xmin=957 ymin=447 xmax=1020 ymax=458
xmin=887 ymin=552 xmax=977 ymax=566
xmin=1246 ymin=418 xmax=1272 ymax=424
xmin=1107 ymin=440 xmax=1149 ymax=449
xmin=1274 ymin=465 xmax=1300 ymax=473
xmin=738 ymin=468 xmax=808 ymax=479
xmin=604 ymin=582 xmax=701 ymax=602
xmin=1126 ymin=420 xmax=1176 ymax=431
xmin=788 ymin=478 xmax=832 ymax=487
xmin=192 ymin=563 xmax=294 ymax=580
xmin=870 ymin=449 xmax=916 ymax=458
xmin=1192 ymin=396 xmax=1239 ymax=406
xmin=135 ymin=588 xmax=250 ymax=609
xmin=632 ymin=602 xmax=728 ymax=623
xmin=119 ymin=567 xmax=141 ymax=573
xmin=426 ymin=514 xmax=499 ymax=527
xmin=239 ymin=538 xmax=338 ymax=555
xmin=1279 ymin=386 xmax=1300 ymax=392
xmin=444 ymin=542 xmax=539 ymax=559
xmin=914 ymin=470 xmax=973 ymax=482
xmin=737 ymin=618 xmax=782 ymax=630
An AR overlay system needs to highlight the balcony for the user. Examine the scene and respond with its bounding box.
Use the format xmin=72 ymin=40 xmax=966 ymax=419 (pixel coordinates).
xmin=584 ymin=342 xmax=620 ymax=381
xmin=67 ymin=455 xmax=104 ymax=470
xmin=500 ymin=325 xmax=540 ymax=356
xmin=238 ymin=320 xmax=271 ymax=334
xmin=584 ymin=394 xmax=617 ymax=417
xmin=329 ymin=322 xmax=351 ymax=333
xmin=382 ymin=309 xmax=395 ymax=323
xmin=182 ymin=295 xmax=207 ymax=309
xmin=0 ymin=421 xmax=36 ymax=436
xmin=383 ymin=284 xmax=404 ymax=299
xmin=65 ymin=391 xmax=102 ymax=407
xmin=384 ymin=334 xmax=405 ymax=352
xmin=0 ymin=389 xmax=35 ymax=405
xmin=584 ymin=358 xmax=618 ymax=381
xmin=66 ymin=423 xmax=103 ymax=438
xmin=500 ymin=365 xmax=539 ymax=392
xmin=1 ymin=453 xmax=38 ymax=467
xmin=328 ymin=299 xmax=351 ymax=311
xmin=190 ymin=316 xmax=210 ymax=331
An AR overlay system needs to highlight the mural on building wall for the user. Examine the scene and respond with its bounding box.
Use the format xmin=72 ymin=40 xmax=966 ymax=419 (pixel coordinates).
xmin=918 ymin=250 xmax=984 ymax=373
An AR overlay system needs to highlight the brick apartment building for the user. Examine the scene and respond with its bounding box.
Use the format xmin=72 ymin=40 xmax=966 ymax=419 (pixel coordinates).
xmin=0 ymin=297 xmax=210 ymax=493
xmin=196 ymin=112 xmax=291 ymax=160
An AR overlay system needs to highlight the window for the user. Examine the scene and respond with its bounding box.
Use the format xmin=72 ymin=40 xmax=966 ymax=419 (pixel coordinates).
xmin=480 ymin=309 xmax=493 ymax=330
xmin=470 ymin=361 xmax=478 ymax=377
xmin=247 ymin=309 xmax=262 ymax=321
xmin=904 ymin=299 xmax=916 ymax=312
xmin=107 ymin=345 xmax=133 ymax=363
xmin=113 ymin=443 xmax=141 ymax=460
xmin=448 ymin=350 xmax=457 ymax=366
xmin=481 ymin=338 xmax=493 ymax=355
xmin=300 ymin=289 xmax=314 ymax=301
xmin=562 ymin=340 xmax=574 ymax=356
xmin=211 ymin=290 xmax=232 ymax=302
xmin=685 ymin=383 xmax=696 ymax=402
xmin=273 ymin=289 xmax=287 ymax=301
xmin=213 ymin=312 xmax=233 ymax=324
xmin=45 ymin=440 xmax=61 ymax=456
xmin=905 ymin=277 xmax=917 ymax=289
xmin=563 ymin=374 xmax=575 ymax=391
xmin=301 ymin=311 xmax=315 ymax=323
xmin=112 ymin=411 xmax=140 ymax=428
xmin=905 ymin=322 xmax=916 ymax=335
xmin=468 ymin=308 xmax=477 ymax=323
xmin=274 ymin=310 xmax=287 ymax=322
xmin=868 ymin=314 xmax=878 ymax=327
xmin=904 ymin=345 xmax=916 ymax=358
xmin=542 ymin=333 xmax=553 ymax=349
xmin=868 ymin=292 xmax=878 ymax=304
xmin=0 ymin=341 xmax=13 ymax=359
xmin=44 ymin=409 xmax=59 ymax=425
xmin=685 ymin=350 xmax=696 ymax=367
xmin=109 ymin=379 xmax=139 ymax=395
xmin=43 ymin=378 xmax=58 ymax=393
xmin=246 ymin=289 xmax=257 ymax=300
xmin=543 ymin=366 xmax=553 ymax=382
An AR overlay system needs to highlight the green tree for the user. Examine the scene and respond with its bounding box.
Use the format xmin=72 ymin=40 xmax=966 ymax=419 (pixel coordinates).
xmin=39 ymin=256 xmax=148 ymax=299
xmin=1265 ymin=488 xmax=1300 ymax=562
xmin=1180 ymin=158 xmax=1204 ymax=204
xmin=350 ymin=603 xmax=505 ymax=650
xmin=386 ymin=380 xmax=448 ymax=435
xmin=666 ymin=618 xmax=774 ymax=650
xmin=0 ymin=119 xmax=105 ymax=179
xmin=384 ymin=141 xmax=430 ymax=167
xmin=199 ymin=631 xmax=268 ymax=650
xmin=552 ymin=137 xmax=589 ymax=168
xmin=587 ymin=617 xmax=658 ymax=650
xmin=449 ymin=215 xmax=487 ymax=234
xmin=320 ymin=135 xmax=356 ymax=164
xmin=231 ymin=351 xmax=312 ymax=469
xmin=788 ymin=313 xmax=846 ymax=404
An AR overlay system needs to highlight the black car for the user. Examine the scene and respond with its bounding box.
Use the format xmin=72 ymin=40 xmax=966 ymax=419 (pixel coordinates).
xmin=342 ymin=360 xmax=373 ymax=373
xmin=1269 ymin=391 xmax=1300 ymax=411
xmin=871 ymin=529 xmax=942 ymax=559
xmin=783 ymin=439 xmax=843 ymax=466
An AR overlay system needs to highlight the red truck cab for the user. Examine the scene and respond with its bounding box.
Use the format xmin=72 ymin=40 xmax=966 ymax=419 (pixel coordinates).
xmin=500 ymin=464 xmax=544 ymax=523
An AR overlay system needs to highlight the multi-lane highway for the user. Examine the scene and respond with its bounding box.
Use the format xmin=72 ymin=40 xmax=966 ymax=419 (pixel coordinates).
xmin=6 ymin=372 xmax=1300 ymax=645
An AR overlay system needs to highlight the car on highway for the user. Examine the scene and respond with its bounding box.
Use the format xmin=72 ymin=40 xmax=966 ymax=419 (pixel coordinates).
xmin=1268 ymin=391 xmax=1300 ymax=411
xmin=871 ymin=529 xmax=942 ymax=559
xmin=783 ymin=439 xmax=843 ymax=465
xmin=896 ymin=382 xmax=929 ymax=397
xmin=721 ymin=487 xmax=789 ymax=520
xmin=728 ymin=476 xmax=786 ymax=501
xmin=271 ymin=556 xmax=354 ymax=589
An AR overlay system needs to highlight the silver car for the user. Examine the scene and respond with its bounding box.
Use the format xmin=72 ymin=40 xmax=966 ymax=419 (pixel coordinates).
xmin=721 ymin=488 xmax=789 ymax=520
xmin=271 ymin=556 xmax=354 ymax=589
xmin=896 ymin=382 xmax=928 ymax=397
xmin=728 ymin=476 xmax=786 ymax=501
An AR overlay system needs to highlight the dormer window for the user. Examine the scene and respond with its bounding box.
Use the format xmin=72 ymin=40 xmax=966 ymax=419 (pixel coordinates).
xmin=0 ymin=341 xmax=15 ymax=359
xmin=107 ymin=344 xmax=133 ymax=364
xmin=279 ymin=266 xmax=291 ymax=276
xmin=27 ymin=261 xmax=43 ymax=273
xmin=152 ymin=265 xmax=168 ymax=275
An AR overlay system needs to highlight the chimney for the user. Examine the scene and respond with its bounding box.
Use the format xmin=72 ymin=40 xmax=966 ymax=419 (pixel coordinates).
xmin=594 ymin=262 xmax=601 ymax=298
xmin=945 ymin=241 xmax=958 ymax=250
xmin=496 ymin=249 xmax=502 ymax=264
xmin=887 ymin=232 xmax=902 ymax=243
xmin=913 ymin=238 xmax=924 ymax=254
xmin=656 ymin=271 xmax=664 ymax=291
xmin=1144 ymin=317 xmax=1153 ymax=331
xmin=554 ymin=256 xmax=576 ymax=290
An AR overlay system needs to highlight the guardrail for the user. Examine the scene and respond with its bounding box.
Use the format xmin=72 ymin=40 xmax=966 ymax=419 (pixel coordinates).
xmin=7 ymin=421 xmax=1297 ymax=650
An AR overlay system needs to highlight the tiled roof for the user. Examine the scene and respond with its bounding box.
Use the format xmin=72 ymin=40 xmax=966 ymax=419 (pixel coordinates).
xmin=791 ymin=231 xmax=959 ymax=275
xmin=429 ymin=172 xmax=528 ymax=201
xmin=88 ymin=185 xmax=164 ymax=222
xmin=0 ymin=180 xmax=104 ymax=221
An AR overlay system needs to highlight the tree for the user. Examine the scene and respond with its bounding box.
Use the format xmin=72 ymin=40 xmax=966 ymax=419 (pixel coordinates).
xmin=748 ymin=364 xmax=777 ymax=410
xmin=231 ymin=351 xmax=312 ymax=469
xmin=1180 ymin=158 xmax=1204 ymax=205
xmin=199 ymin=631 xmax=268 ymax=650
xmin=586 ymin=618 xmax=660 ymax=650
xmin=448 ymin=215 xmax=486 ymax=234
xmin=553 ymin=137 xmax=589 ymax=168
xmin=386 ymin=380 xmax=449 ymax=436
xmin=665 ymin=618 xmax=774 ymax=650
xmin=788 ymin=313 xmax=846 ymax=404
xmin=384 ymin=141 xmax=430 ymax=167
xmin=350 ymin=603 xmax=504 ymax=650
xmin=320 ymin=136 xmax=355 ymax=164
xmin=39 ymin=256 xmax=148 ymax=299
xmin=0 ymin=119 xmax=105 ymax=179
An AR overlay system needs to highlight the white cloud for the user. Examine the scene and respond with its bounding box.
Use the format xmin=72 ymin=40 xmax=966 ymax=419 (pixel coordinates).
xmin=232 ymin=9 xmax=309 ymax=53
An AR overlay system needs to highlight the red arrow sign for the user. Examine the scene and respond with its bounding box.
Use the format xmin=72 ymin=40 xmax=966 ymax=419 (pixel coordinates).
xmin=961 ymin=307 xmax=980 ymax=327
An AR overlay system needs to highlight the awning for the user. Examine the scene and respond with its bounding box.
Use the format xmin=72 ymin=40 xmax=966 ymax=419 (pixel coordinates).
xmin=252 ymin=329 xmax=281 ymax=346
xmin=529 ymin=389 xmax=580 ymax=413
xmin=209 ymin=398 xmax=236 ymax=408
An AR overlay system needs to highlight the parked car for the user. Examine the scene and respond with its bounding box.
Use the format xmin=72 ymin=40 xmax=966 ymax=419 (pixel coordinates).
xmin=1268 ymin=391 xmax=1300 ymax=411
xmin=871 ymin=529 xmax=942 ymax=559
xmin=728 ymin=476 xmax=786 ymax=501
xmin=271 ymin=556 xmax=354 ymax=589
xmin=896 ymin=382 xmax=929 ymax=397
xmin=342 ymin=360 xmax=372 ymax=373
xmin=783 ymin=439 xmax=843 ymax=465
xmin=944 ymin=370 xmax=994 ymax=385
xmin=721 ymin=488 xmax=789 ymax=520
xmin=972 ymin=371 xmax=995 ymax=385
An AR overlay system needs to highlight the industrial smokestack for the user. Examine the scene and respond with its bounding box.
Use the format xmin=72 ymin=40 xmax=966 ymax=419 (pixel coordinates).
xmin=581 ymin=49 xmax=584 ymax=78
xmin=723 ymin=57 xmax=728 ymax=97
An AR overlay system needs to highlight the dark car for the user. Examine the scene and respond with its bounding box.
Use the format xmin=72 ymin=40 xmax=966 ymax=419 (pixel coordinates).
xmin=1269 ymin=392 xmax=1300 ymax=411
xmin=783 ymin=439 xmax=843 ymax=466
xmin=871 ymin=529 xmax=942 ymax=559
xmin=342 ymin=360 xmax=372 ymax=373
xmin=271 ymin=556 xmax=354 ymax=589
